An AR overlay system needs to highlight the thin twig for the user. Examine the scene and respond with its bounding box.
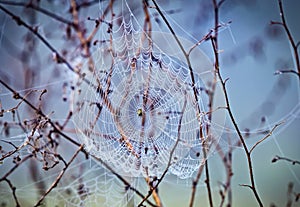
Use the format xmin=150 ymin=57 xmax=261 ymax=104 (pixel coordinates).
xmin=0 ymin=5 xmax=119 ymax=116
xmin=145 ymin=177 xmax=162 ymax=207
xmin=34 ymin=145 xmax=84 ymax=206
xmin=70 ymin=0 xmax=91 ymax=57
xmin=275 ymin=0 xmax=300 ymax=79
xmin=272 ymin=155 xmax=300 ymax=166
xmin=0 ymin=79 xmax=156 ymax=206
xmin=76 ymin=0 xmax=100 ymax=11
xmin=0 ymin=154 xmax=34 ymax=181
xmin=2 ymin=178 xmax=20 ymax=207
xmin=212 ymin=39 xmax=263 ymax=207
xmin=0 ymin=0 xmax=74 ymax=25
xmin=92 ymin=156 xmax=157 ymax=207
xmin=0 ymin=79 xmax=84 ymax=148
xmin=286 ymin=182 xmax=293 ymax=207
xmin=189 ymin=163 xmax=205 ymax=207
xmin=218 ymin=136 xmax=233 ymax=207
xmin=0 ymin=5 xmax=76 ymax=74
xmin=210 ymin=0 xmax=263 ymax=206
xmin=187 ymin=31 xmax=212 ymax=57
xmin=86 ymin=0 xmax=113 ymax=44
xmin=150 ymin=1 xmax=214 ymax=206
xmin=274 ymin=70 xmax=300 ymax=79
xmin=138 ymin=95 xmax=187 ymax=207
xmin=250 ymin=122 xmax=283 ymax=154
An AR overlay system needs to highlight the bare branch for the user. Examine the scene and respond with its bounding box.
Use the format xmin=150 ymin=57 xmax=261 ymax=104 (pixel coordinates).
xmin=272 ymin=155 xmax=300 ymax=166
xmin=150 ymin=1 xmax=214 ymax=206
xmin=0 ymin=0 xmax=74 ymax=25
xmin=274 ymin=70 xmax=300 ymax=79
xmin=210 ymin=0 xmax=263 ymax=206
xmin=250 ymin=122 xmax=283 ymax=154
xmin=275 ymin=0 xmax=300 ymax=80
xmin=138 ymin=94 xmax=187 ymax=207
xmin=34 ymin=145 xmax=83 ymax=207
xmin=2 ymin=178 xmax=20 ymax=207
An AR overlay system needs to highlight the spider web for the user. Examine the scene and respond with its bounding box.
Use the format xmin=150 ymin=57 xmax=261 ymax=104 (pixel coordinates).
xmin=67 ymin=0 xmax=226 ymax=205
xmin=72 ymin=0 xmax=226 ymax=180
xmin=0 ymin=1 xmax=225 ymax=206
xmin=1 ymin=1 xmax=300 ymax=207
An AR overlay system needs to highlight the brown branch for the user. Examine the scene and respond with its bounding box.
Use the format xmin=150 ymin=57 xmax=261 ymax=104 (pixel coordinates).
xmin=272 ymin=155 xmax=300 ymax=166
xmin=0 ymin=0 xmax=74 ymax=25
xmin=34 ymin=145 xmax=83 ymax=206
xmin=189 ymin=164 xmax=205 ymax=207
xmin=210 ymin=0 xmax=263 ymax=206
xmin=187 ymin=31 xmax=212 ymax=57
xmin=142 ymin=0 xmax=152 ymax=44
xmin=86 ymin=0 xmax=113 ymax=44
xmin=0 ymin=80 xmax=156 ymax=207
xmin=138 ymin=94 xmax=187 ymax=207
xmin=70 ymin=0 xmax=91 ymax=57
xmin=0 ymin=4 xmax=78 ymax=74
xmin=274 ymin=69 xmax=300 ymax=79
xmin=275 ymin=0 xmax=300 ymax=80
xmin=2 ymin=178 xmax=20 ymax=207
xmin=91 ymin=156 xmax=157 ymax=207
xmin=218 ymin=136 xmax=233 ymax=207
xmin=0 ymin=139 xmax=28 ymax=162
xmin=76 ymin=0 xmax=100 ymax=11
xmin=212 ymin=38 xmax=263 ymax=207
xmin=0 ymin=4 xmax=96 ymax=102
xmin=286 ymin=182 xmax=293 ymax=207
xmin=0 ymin=79 xmax=83 ymax=148
xmin=150 ymin=1 xmax=214 ymax=206
xmin=0 ymin=5 xmax=119 ymax=117
xmin=0 ymin=155 xmax=34 ymax=182
xmin=145 ymin=177 xmax=162 ymax=207
xmin=249 ymin=122 xmax=283 ymax=154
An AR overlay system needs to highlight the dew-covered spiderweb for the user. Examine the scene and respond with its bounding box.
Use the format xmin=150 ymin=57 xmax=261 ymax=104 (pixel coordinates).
xmin=70 ymin=0 xmax=226 ymax=205
xmin=73 ymin=30 xmax=223 ymax=179
xmin=72 ymin=0 xmax=226 ymax=180
xmin=1 ymin=0 xmax=300 ymax=207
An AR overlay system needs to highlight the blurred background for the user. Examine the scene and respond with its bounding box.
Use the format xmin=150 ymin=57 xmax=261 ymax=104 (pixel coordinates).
xmin=0 ymin=0 xmax=299 ymax=206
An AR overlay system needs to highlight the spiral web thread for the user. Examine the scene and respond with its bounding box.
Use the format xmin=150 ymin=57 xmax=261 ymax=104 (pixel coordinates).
xmin=1 ymin=1 xmax=300 ymax=207
xmin=57 ymin=0 xmax=226 ymax=206
xmin=1 ymin=1 xmax=226 ymax=206
xmin=72 ymin=0 xmax=225 ymax=181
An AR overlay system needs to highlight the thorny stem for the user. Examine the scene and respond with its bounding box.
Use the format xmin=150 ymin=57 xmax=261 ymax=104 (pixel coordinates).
xmin=211 ymin=0 xmax=263 ymax=206
xmin=150 ymin=1 xmax=213 ymax=206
